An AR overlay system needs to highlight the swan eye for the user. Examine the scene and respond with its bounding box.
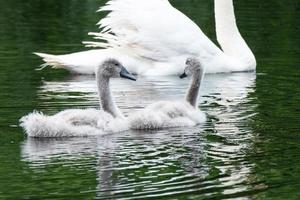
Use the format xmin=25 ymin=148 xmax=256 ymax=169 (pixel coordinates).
xmin=186 ymin=58 xmax=192 ymax=65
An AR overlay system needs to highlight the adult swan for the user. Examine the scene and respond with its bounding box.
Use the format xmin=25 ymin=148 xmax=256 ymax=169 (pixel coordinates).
xmin=36 ymin=0 xmax=256 ymax=75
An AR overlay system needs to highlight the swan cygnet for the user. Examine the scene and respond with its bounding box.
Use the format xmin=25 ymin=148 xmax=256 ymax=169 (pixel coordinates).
xmin=20 ymin=59 xmax=136 ymax=138
xmin=129 ymin=58 xmax=206 ymax=130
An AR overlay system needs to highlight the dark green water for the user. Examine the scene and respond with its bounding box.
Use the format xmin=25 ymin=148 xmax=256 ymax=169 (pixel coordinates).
xmin=0 ymin=0 xmax=300 ymax=199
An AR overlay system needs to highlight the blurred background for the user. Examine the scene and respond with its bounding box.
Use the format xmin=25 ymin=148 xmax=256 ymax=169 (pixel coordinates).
xmin=0 ymin=0 xmax=299 ymax=199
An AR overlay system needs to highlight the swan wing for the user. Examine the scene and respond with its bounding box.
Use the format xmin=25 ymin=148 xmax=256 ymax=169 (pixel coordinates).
xmin=84 ymin=0 xmax=221 ymax=63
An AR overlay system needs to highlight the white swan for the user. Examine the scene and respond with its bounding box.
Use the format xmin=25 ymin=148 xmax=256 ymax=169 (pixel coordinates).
xmin=35 ymin=0 xmax=256 ymax=75
xmin=129 ymin=58 xmax=206 ymax=129
xmin=20 ymin=59 xmax=136 ymax=137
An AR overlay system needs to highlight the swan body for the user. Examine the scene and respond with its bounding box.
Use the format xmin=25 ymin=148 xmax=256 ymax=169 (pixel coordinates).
xmin=129 ymin=101 xmax=205 ymax=130
xmin=20 ymin=109 xmax=129 ymax=137
xmin=35 ymin=0 xmax=256 ymax=75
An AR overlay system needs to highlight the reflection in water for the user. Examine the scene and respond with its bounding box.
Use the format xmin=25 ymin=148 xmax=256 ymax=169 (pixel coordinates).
xmin=36 ymin=73 xmax=256 ymax=114
xmin=21 ymin=73 xmax=261 ymax=198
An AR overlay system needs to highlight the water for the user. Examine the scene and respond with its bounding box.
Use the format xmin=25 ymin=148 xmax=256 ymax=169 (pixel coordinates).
xmin=0 ymin=0 xmax=299 ymax=199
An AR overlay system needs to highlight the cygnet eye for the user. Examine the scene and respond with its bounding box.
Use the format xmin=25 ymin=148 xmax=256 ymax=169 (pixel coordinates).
xmin=186 ymin=58 xmax=192 ymax=65
xmin=114 ymin=63 xmax=119 ymax=66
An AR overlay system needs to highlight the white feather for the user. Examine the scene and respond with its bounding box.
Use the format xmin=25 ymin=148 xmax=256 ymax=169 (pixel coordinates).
xmin=20 ymin=109 xmax=129 ymax=137
xmin=20 ymin=103 xmax=205 ymax=137
xmin=129 ymin=101 xmax=206 ymax=130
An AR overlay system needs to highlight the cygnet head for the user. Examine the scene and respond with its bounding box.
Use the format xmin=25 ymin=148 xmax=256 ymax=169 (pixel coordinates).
xmin=98 ymin=59 xmax=136 ymax=81
xmin=180 ymin=58 xmax=202 ymax=79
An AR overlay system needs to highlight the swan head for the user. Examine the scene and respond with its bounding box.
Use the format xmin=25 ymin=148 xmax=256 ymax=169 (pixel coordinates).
xmin=98 ymin=59 xmax=136 ymax=81
xmin=180 ymin=58 xmax=202 ymax=79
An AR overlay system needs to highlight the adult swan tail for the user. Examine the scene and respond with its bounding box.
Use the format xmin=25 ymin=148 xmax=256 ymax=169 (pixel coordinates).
xmin=35 ymin=0 xmax=256 ymax=75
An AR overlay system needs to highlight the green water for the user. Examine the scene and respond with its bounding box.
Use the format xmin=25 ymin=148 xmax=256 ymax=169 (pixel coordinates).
xmin=0 ymin=0 xmax=300 ymax=199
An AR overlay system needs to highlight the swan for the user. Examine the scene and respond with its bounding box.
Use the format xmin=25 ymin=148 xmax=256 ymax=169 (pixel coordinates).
xmin=35 ymin=0 xmax=256 ymax=75
xmin=129 ymin=58 xmax=206 ymax=129
xmin=20 ymin=58 xmax=206 ymax=137
xmin=20 ymin=59 xmax=136 ymax=137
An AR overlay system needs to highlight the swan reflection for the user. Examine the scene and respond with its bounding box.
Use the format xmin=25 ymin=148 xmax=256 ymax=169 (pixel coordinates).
xmin=37 ymin=72 xmax=256 ymax=114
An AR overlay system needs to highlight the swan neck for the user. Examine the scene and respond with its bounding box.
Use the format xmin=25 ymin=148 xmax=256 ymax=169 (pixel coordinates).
xmin=215 ymin=0 xmax=238 ymax=37
xmin=186 ymin=68 xmax=204 ymax=108
xmin=214 ymin=0 xmax=256 ymax=66
xmin=97 ymin=74 xmax=122 ymax=118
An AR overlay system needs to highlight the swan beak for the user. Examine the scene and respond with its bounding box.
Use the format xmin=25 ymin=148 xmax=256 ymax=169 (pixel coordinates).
xmin=180 ymin=72 xmax=188 ymax=79
xmin=120 ymin=67 xmax=136 ymax=81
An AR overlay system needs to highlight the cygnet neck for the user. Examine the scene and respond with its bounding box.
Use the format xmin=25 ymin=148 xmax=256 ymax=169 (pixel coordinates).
xmin=186 ymin=67 xmax=204 ymax=108
xmin=96 ymin=72 xmax=122 ymax=118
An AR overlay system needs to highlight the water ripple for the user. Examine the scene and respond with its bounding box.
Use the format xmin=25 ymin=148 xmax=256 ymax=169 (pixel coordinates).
xmin=18 ymin=73 xmax=260 ymax=199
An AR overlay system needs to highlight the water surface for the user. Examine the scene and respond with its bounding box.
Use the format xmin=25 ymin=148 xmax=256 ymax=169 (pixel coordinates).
xmin=0 ymin=0 xmax=299 ymax=199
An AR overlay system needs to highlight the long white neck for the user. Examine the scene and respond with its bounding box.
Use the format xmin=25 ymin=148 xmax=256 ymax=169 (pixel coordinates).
xmin=96 ymin=73 xmax=122 ymax=118
xmin=186 ymin=67 xmax=204 ymax=108
xmin=214 ymin=0 xmax=256 ymax=67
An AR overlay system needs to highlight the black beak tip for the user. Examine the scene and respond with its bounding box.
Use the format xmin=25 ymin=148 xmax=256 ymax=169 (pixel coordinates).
xmin=180 ymin=73 xmax=188 ymax=79
xmin=120 ymin=67 xmax=137 ymax=81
